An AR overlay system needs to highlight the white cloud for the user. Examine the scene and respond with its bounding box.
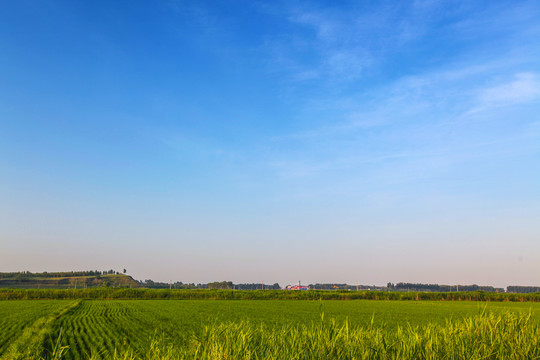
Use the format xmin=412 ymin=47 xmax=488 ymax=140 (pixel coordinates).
xmin=475 ymin=72 xmax=540 ymax=111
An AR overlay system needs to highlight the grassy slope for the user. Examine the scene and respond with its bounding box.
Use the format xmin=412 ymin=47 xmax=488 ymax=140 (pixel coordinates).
xmin=0 ymin=274 xmax=139 ymax=289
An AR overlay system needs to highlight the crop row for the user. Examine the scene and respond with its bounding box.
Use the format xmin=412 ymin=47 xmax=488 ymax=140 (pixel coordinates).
xmin=49 ymin=301 xmax=222 ymax=359
xmin=49 ymin=301 xmax=155 ymax=359
xmin=0 ymin=301 xmax=70 ymax=356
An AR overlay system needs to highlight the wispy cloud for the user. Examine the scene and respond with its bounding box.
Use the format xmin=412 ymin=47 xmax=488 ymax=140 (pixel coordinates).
xmin=259 ymin=3 xmax=387 ymax=82
xmin=258 ymin=1 xmax=540 ymax=87
xmin=265 ymin=64 xmax=540 ymax=190
xmin=470 ymin=73 xmax=540 ymax=114
xmin=161 ymin=1 xmax=540 ymax=197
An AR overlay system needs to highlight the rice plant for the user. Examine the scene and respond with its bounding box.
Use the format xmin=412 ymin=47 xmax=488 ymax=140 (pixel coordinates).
xmin=107 ymin=311 xmax=540 ymax=359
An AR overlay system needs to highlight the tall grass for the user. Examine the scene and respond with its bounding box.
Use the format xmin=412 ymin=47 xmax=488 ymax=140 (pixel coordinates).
xmin=84 ymin=311 xmax=540 ymax=359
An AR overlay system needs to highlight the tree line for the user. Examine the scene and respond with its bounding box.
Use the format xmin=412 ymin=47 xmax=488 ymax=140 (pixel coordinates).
xmin=0 ymin=270 xmax=125 ymax=279
xmin=309 ymin=284 xmax=384 ymax=291
xmin=507 ymin=286 xmax=540 ymax=293
xmin=140 ymin=280 xmax=281 ymax=290
xmin=302 ymin=283 xmax=533 ymax=293
xmin=386 ymin=282 xmax=505 ymax=293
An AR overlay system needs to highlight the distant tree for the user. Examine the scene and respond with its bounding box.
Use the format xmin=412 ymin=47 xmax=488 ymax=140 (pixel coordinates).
xmin=207 ymin=281 xmax=233 ymax=289
xmin=507 ymin=286 xmax=540 ymax=293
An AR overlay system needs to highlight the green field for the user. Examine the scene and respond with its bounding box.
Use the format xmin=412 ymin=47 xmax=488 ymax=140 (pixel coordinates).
xmin=0 ymin=300 xmax=73 ymax=355
xmin=1 ymin=299 xmax=540 ymax=359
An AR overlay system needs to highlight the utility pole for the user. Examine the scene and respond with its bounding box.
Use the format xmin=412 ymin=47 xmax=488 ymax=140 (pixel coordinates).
xmin=170 ymin=280 xmax=172 ymax=290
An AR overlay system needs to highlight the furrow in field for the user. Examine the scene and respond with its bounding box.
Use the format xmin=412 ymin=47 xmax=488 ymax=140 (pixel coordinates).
xmin=0 ymin=301 xmax=71 ymax=357
xmin=2 ymin=300 xmax=81 ymax=360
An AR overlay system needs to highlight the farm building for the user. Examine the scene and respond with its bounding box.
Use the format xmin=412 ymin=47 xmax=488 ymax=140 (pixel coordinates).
xmin=286 ymin=284 xmax=310 ymax=290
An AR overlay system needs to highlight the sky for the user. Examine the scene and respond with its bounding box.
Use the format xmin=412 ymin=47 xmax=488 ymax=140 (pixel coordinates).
xmin=1 ymin=0 xmax=539 ymax=288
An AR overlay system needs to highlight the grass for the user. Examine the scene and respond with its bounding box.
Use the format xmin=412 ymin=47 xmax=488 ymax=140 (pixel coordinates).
xmin=127 ymin=311 xmax=540 ymax=359
xmin=1 ymin=300 xmax=540 ymax=359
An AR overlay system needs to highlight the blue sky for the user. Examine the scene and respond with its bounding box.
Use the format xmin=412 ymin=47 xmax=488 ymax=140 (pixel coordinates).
xmin=1 ymin=1 xmax=539 ymax=287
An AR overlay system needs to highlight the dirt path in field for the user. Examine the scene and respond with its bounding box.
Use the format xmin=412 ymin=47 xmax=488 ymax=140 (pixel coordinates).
xmin=2 ymin=300 xmax=82 ymax=360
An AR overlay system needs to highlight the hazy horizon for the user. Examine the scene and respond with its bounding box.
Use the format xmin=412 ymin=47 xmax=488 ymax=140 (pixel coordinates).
xmin=1 ymin=1 xmax=539 ymax=289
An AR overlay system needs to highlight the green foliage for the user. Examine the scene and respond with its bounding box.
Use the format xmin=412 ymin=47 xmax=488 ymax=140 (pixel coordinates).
xmin=393 ymin=282 xmax=504 ymax=292
xmin=1 ymin=288 xmax=540 ymax=301
xmin=206 ymin=281 xmax=233 ymax=289
xmin=0 ymin=271 xmax=110 ymax=279
xmin=507 ymin=285 xmax=540 ymax=293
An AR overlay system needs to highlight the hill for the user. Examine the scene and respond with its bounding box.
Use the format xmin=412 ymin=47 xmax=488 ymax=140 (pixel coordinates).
xmin=0 ymin=271 xmax=140 ymax=289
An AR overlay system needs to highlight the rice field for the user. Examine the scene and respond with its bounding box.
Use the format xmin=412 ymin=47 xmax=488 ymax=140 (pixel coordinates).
xmin=0 ymin=300 xmax=73 ymax=355
xmin=1 ymin=299 xmax=540 ymax=359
